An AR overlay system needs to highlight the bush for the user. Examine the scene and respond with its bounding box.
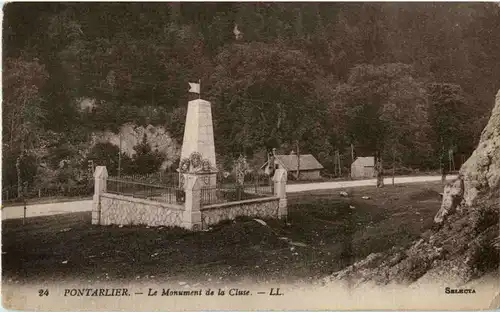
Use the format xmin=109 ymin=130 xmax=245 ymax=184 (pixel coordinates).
xmin=467 ymin=225 xmax=499 ymax=277
xmin=472 ymin=201 xmax=499 ymax=235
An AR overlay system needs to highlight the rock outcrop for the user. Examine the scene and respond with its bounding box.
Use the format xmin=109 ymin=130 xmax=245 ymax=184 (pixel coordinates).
xmin=460 ymin=89 xmax=500 ymax=205
xmin=434 ymin=178 xmax=464 ymax=223
xmin=91 ymin=123 xmax=180 ymax=169
xmin=434 ymin=89 xmax=500 ymax=222
xmin=325 ymin=89 xmax=500 ymax=287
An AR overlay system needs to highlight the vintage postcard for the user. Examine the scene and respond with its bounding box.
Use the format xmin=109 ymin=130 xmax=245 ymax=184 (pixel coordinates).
xmin=2 ymin=2 xmax=499 ymax=311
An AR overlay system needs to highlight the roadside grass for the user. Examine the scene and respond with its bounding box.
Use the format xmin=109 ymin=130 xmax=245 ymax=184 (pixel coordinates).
xmin=2 ymin=182 xmax=445 ymax=285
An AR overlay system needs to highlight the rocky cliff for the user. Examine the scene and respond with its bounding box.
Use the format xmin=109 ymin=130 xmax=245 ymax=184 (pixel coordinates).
xmin=91 ymin=123 xmax=180 ymax=169
xmin=324 ymin=90 xmax=500 ymax=288
xmin=460 ymin=89 xmax=500 ymax=206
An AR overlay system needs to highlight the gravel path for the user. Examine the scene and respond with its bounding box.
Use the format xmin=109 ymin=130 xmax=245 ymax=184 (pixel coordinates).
xmin=2 ymin=200 xmax=93 ymax=221
xmin=286 ymin=175 xmax=457 ymax=193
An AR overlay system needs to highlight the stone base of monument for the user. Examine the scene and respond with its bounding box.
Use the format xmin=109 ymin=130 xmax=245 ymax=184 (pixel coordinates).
xmin=197 ymin=172 xmax=217 ymax=188
xmin=178 ymin=171 xmax=217 ymax=187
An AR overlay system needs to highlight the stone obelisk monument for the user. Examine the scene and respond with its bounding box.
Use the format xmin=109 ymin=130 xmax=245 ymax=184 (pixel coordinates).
xmin=180 ymin=99 xmax=216 ymax=167
xmin=178 ymin=98 xmax=217 ymax=189
xmin=178 ymin=98 xmax=218 ymax=229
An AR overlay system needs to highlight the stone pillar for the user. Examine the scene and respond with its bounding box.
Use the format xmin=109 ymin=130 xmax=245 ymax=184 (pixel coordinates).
xmin=92 ymin=166 xmax=108 ymax=225
xmin=273 ymin=168 xmax=288 ymax=219
xmin=182 ymin=174 xmax=203 ymax=230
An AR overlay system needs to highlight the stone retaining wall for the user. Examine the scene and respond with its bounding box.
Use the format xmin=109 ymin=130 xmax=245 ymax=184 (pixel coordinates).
xmin=98 ymin=193 xmax=185 ymax=227
xmin=200 ymin=196 xmax=280 ymax=229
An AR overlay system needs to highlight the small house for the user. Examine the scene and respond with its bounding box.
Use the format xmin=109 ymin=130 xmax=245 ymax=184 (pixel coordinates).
xmin=351 ymin=156 xmax=375 ymax=179
xmin=261 ymin=153 xmax=324 ymax=180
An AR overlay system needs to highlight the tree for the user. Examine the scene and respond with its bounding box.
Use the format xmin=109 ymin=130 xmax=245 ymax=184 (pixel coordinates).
xmin=3 ymin=2 xmax=500 ymax=186
xmin=427 ymin=83 xmax=469 ymax=169
xmin=208 ymin=42 xmax=329 ymax=161
xmin=130 ymin=134 xmax=164 ymax=175
xmin=2 ymin=151 xmax=38 ymax=192
xmin=2 ymin=57 xmax=48 ymax=196
xmin=86 ymin=142 xmax=132 ymax=177
xmin=331 ymin=63 xmax=432 ymax=167
xmin=3 ymin=57 xmax=48 ymax=152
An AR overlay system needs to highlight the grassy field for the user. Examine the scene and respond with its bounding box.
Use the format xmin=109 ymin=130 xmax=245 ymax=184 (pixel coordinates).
xmin=2 ymin=181 xmax=445 ymax=285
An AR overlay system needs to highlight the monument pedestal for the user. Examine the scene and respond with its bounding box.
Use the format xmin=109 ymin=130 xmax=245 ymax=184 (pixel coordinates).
xmin=180 ymin=171 xmax=217 ymax=204
xmin=181 ymin=174 xmax=202 ymax=230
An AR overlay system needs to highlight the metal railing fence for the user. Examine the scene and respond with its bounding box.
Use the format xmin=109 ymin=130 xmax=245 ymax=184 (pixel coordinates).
xmin=106 ymin=178 xmax=184 ymax=204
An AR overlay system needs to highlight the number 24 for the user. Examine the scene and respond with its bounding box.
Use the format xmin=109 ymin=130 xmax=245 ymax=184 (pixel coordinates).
xmin=38 ymin=289 xmax=49 ymax=296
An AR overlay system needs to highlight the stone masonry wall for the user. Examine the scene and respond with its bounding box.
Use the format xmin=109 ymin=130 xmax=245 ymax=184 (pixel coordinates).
xmin=200 ymin=197 xmax=280 ymax=230
xmin=99 ymin=193 xmax=185 ymax=227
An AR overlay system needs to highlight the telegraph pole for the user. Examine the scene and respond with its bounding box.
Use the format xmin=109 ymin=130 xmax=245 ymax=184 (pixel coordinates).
xmin=440 ymin=138 xmax=446 ymax=183
xmin=296 ymin=140 xmax=300 ymax=180
xmin=118 ymin=133 xmax=122 ymax=177
xmin=16 ymin=155 xmax=21 ymax=198
xmin=335 ymin=150 xmax=340 ymax=176
xmin=392 ymin=147 xmax=396 ymax=186
xmin=350 ymin=143 xmax=354 ymax=179
xmin=338 ymin=150 xmax=342 ymax=176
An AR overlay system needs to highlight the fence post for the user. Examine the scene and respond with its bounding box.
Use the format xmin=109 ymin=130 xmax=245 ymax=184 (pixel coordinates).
xmin=255 ymin=174 xmax=258 ymax=194
xmin=92 ymin=166 xmax=108 ymax=225
xmin=273 ymin=169 xmax=288 ymax=219
xmin=183 ymin=174 xmax=202 ymax=230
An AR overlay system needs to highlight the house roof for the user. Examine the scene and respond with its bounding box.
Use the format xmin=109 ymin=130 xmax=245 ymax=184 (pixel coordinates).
xmin=353 ymin=156 xmax=375 ymax=167
xmin=261 ymin=154 xmax=324 ymax=171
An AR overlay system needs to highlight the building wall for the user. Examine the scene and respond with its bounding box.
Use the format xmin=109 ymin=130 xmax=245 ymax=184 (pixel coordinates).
xmin=99 ymin=193 xmax=185 ymax=227
xmin=200 ymin=197 xmax=280 ymax=230
xmin=364 ymin=167 xmax=375 ymax=178
xmin=351 ymin=164 xmax=375 ymax=178
xmin=291 ymin=170 xmax=321 ymax=180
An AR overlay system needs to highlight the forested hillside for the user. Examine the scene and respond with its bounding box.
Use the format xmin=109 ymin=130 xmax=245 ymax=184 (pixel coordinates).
xmin=3 ymin=3 xmax=500 ymax=193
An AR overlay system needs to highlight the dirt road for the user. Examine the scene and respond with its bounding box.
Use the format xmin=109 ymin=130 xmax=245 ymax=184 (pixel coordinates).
xmin=1 ymin=175 xmax=457 ymax=221
xmin=1 ymin=200 xmax=93 ymax=221
xmin=286 ymin=175 xmax=457 ymax=193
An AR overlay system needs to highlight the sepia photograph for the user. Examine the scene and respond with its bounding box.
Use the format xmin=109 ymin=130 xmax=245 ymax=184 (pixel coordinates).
xmin=1 ymin=2 xmax=499 ymax=311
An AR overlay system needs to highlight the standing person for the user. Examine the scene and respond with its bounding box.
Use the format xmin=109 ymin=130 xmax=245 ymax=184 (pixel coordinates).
xmin=265 ymin=150 xmax=275 ymax=187
xmin=269 ymin=151 xmax=275 ymax=176
xmin=376 ymin=151 xmax=384 ymax=188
